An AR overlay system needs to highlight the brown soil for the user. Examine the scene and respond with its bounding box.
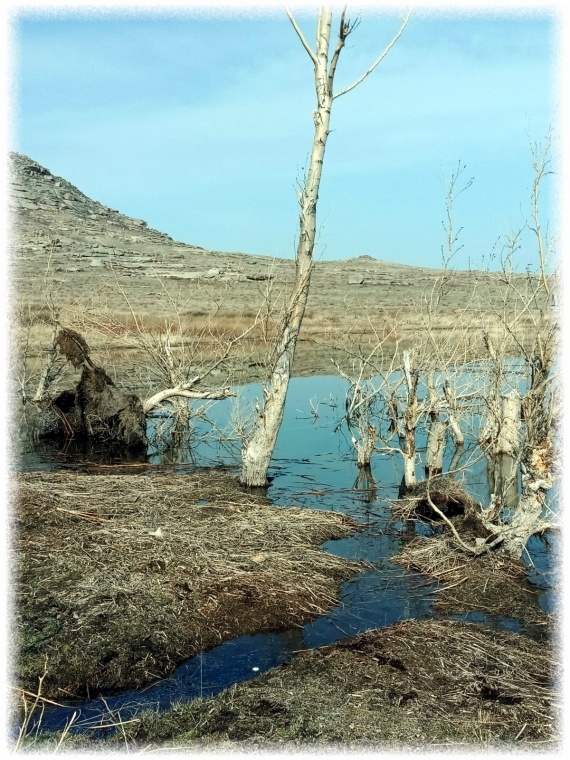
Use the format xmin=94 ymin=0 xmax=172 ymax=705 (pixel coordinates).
xmin=109 ymin=620 xmax=559 ymax=749
xmin=13 ymin=470 xmax=364 ymax=700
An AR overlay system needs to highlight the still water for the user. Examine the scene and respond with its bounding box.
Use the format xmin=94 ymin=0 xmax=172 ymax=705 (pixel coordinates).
xmin=19 ymin=375 xmax=557 ymax=734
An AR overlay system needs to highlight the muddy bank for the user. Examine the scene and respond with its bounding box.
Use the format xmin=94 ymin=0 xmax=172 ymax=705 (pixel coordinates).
xmin=51 ymin=619 xmax=558 ymax=750
xmin=13 ymin=470 xmax=363 ymax=699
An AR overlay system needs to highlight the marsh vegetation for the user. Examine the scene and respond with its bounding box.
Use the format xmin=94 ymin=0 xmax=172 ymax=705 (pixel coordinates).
xmin=9 ymin=9 xmax=559 ymax=750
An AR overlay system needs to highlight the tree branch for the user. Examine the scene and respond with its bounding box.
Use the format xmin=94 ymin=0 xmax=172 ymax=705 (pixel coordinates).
xmin=327 ymin=7 xmax=349 ymax=94
xmin=198 ymin=318 xmax=260 ymax=384
xmin=33 ymin=322 xmax=60 ymax=402
xmin=426 ymin=492 xmax=490 ymax=556
xmin=333 ymin=9 xmax=411 ymax=99
xmin=285 ymin=7 xmax=318 ymax=66
xmin=143 ymin=385 xmax=236 ymax=414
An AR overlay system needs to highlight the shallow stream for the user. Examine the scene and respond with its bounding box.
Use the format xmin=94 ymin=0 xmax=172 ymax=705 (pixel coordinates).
xmin=19 ymin=375 xmax=556 ymax=735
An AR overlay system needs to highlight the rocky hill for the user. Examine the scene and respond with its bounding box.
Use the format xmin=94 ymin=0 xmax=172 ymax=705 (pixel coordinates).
xmin=9 ymin=151 xmax=477 ymax=317
xmin=10 ymin=152 xmax=533 ymax=385
xmin=9 ymin=151 xmax=275 ymax=297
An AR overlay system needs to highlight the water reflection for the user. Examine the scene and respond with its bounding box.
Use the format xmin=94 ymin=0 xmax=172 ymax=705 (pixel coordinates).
xmin=487 ymin=453 xmax=519 ymax=510
xmin=352 ymin=466 xmax=378 ymax=505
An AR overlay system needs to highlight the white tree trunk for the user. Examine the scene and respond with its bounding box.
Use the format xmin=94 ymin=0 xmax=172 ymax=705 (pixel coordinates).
xmin=496 ymin=390 xmax=521 ymax=456
xmin=425 ymin=417 xmax=445 ymax=478
xmin=403 ymin=448 xmax=416 ymax=488
xmin=481 ymin=390 xmax=521 ymax=457
xmin=448 ymin=441 xmax=464 ymax=475
xmin=355 ymin=424 xmax=376 ymax=468
xmin=425 ymin=370 xmax=445 ymax=477
xmin=240 ymin=11 xmax=335 ymax=486
xmin=478 ymin=464 xmax=552 ymax=559
xmin=239 ymin=9 xmax=410 ymax=486
xmin=240 ymin=364 xmax=291 ymax=485
xmin=487 ymin=452 xmax=519 ymax=511
xmin=443 ymin=379 xmax=464 ymax=445
xmin=402 ymin=350 xmax=419 ymax=489
xmin=497 ymin=467 xmax=550 ymax=557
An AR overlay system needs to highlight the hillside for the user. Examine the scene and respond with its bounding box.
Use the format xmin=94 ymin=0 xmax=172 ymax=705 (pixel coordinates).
xmin=9 ymin=151 xmax=480 ymax=314
xmin=9 ymin=152 xmax=516 ymax=386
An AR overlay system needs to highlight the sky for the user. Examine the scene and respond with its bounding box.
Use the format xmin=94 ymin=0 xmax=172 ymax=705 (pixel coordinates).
xmin=5 ymin=3 xmax=563 ymax=271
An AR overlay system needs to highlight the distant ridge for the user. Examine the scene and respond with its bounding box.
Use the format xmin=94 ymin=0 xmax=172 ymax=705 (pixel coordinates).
xmin=8 ymin=151 xmax=436 ymax=271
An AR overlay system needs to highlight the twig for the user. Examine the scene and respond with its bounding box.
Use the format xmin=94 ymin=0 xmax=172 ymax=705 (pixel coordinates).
xmin=333 ymin=9 xmax=411 ymax=99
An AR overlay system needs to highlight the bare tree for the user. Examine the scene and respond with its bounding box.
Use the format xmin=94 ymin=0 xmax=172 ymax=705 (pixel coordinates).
xmin=240 ymin=7 xmax=410 ymax=486
xmin=333 ymin=358 xmax=380 ymax=469
xmin=86 ymin=280 xmax=253 ymax=415
xmin=329 ymin=164 xmax=478 ymax=486
xmin=471 ymin=131 xmax=559 ymax=558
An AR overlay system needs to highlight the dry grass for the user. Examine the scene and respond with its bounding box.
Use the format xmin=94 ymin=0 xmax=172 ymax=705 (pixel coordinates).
xmin=390 ymin=477 xmax=480 ymax=522
xmin=13 ymin=470 xmax=364 ymax=700
xmin=388 ymin=477 xmax=553 ymax=627
xmin=116 ymin=619 xmax=559 ymax=748
xmin=392 ymin=534 xmax=551 ymax=627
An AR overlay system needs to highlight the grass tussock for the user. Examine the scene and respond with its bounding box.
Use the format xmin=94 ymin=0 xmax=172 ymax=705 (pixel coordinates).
xmin=391 ymin=533 xmax=552 ymax=627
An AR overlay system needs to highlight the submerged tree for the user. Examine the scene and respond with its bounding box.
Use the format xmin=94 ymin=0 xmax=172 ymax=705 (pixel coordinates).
xmin=240 ymin=7 xmax=411 ymax=486
xmin=327 ymin=133 xmax=558 ymax=561
xmin=330 ymin=163 xmax=477 ymax=486
xmin=406 ymin=134 xmax=558 ymax=560
xmin=471 ymin=131 xmax=559 ymax=558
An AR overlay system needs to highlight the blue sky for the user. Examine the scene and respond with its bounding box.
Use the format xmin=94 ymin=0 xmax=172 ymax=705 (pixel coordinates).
xmin=10 ymin=4 xmax=560 ymax=269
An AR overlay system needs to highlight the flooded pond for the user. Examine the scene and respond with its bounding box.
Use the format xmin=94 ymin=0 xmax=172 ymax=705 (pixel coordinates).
xmin=18 ymin=375 xmax=557 ymax=735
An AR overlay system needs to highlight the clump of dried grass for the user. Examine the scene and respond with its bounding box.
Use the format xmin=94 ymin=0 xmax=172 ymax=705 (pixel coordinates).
xmin=14 ymin=470 xmax=364 ymax=699
xmin=391 ymin=477 xmax=479 ymax=522
xmin=392 ymin=535 xmax=550 ymax=626
xmin=392 ymin=533 xmax=507 ymax=580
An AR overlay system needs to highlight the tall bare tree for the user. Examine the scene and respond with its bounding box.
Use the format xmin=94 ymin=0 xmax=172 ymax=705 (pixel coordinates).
xmin=240 ymin=7 xmax=410 ymax=486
